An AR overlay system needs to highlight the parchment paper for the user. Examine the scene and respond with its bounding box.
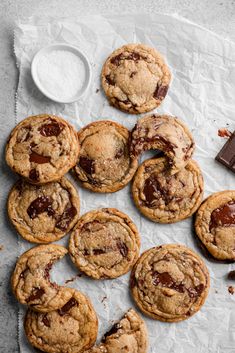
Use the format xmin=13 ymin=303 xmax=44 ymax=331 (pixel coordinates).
xmin=14 ymin=13 xmax=235 ymax=353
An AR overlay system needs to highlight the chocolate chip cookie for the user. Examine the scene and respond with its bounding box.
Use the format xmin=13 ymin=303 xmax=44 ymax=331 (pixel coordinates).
xmin=131 ymin=244 xmax=210 ymax=322
xmin=12 ymin=244 xmax=73 ymax=312
xmin=195 ymin=190 xmax=235 ymax=260
xmin=73 ymin=121 xmax=138 ymax=193
xmin=102 ymin=43 xmax=171 ymax=114
xmin=132 ymin=157 xmax=203 ymax=223
xmin=69 ymin=208 xmax=140 ymax=279
xmin=8 ymin=177 xmax=80 ymax=243
xmin=6 ymin=114 xmax=79 ymax=184
xmin=24 ymin=288 xmax=98 ymax=353
xmin=130 ymin=114 xmax=194 ymax=174
xmin=85 ymin=309 xmax=148 ymax=353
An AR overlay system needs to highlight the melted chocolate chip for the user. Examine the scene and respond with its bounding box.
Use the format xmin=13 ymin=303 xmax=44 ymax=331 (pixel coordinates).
xmin=26 ymin=287 xmax=45 ymax=302
xmin=126 ymin=52 xmax=141 ymax=61
xmin=29 ymin=151 xmax=51 ymax=164
xmin=153 ymin=85 xmax=169 ymax=100
xmin=79 ymin=156 xmax=95 ymax=175
xmin=27 ymin=196 xmax=54 ymax=219
xmin=102 ymin=323 xmax=120 ymax=342
xmin=56 ymin=205 xmax=77 ymax=231
xmin=93 ymin=249 xmax=106 ymax=255
xmin=143 ymin=176 xmax=169 ymax=206
xmin=110 ymin=53 xmax=123 ymax=65
xmin=29 ymin=168 xmax=39 ymax=181
xmin=105 ymin=75 xmax=115 ymax=86
xmin=209 ymin=201 xmax=235 ymax=231
xmin=42 ymin=314 xmax=50 ymax=327
xmin=39 ymin=122 xmax=64 ymax=137
xmin=117 ymin=240 xmax=128 ymax=257
xmin=58 ymin=297 xmax=77 ymax=316
xmin=152 ymin=271 xmax=185 ymax=293
xmin=130 ymin=71 xmax=137 ymax=78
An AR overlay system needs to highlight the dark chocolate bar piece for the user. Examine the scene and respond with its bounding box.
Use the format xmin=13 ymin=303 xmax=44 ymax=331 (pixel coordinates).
xmin=216 ymin=131 xmax=235 ymax=173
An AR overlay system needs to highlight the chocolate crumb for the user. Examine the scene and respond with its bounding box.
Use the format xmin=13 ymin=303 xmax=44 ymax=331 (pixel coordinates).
xmin=228 ymin=286 xmax=235 ymax=295
xmin=101 ymin=296 xmax=107 ymax=303
xmin=64 ymin=274 xmax=82 ymax=284
xmin=228 ymin=270 xmax=235 ymax=280
xmin=96 ymin=88 xmax=100 ymax=93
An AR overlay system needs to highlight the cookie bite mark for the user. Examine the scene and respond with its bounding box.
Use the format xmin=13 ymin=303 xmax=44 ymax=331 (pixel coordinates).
xmin=86 ymin=309 xmax=148 ymax=353
xmin=130 ymin=115 xmax=194 ymax=174
xmin=5 ymin=114 xmax=79 ymax=184
xmin=131 ymin=244 xmax=210 ymax=322
xmin=74 ymin=120 xmax=138 ymax=193
xmin=69 ymin=208 xmax=140 ymax=279
xmin=8 ymin=178 xmax=80 ymax=243
xmin=195 ymin=191 xmax=235 ymax=260
xmin=11 ymin=244 xmax=74 ymax=312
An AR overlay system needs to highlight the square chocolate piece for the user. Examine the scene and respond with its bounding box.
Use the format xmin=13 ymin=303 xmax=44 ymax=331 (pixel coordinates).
xmin=216 ymin=131 xmax=235 ymax=173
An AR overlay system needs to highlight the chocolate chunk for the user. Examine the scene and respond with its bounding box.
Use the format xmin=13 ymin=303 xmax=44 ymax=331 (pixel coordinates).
xmin=130 ymin=71 xmax=137 ymax=78
xmin=29 ymin=168 xmax=39 ymax=181
xmin=187 ymin=284 xmax=204 ymax=298
xmin=209 ymin=201 xmax=235 ymax=230
xmin=228 ymin=270 xmax=235 ymax=280
xmin=39 ymin=122 xmax=64 ymax=137
xmin=105 ymin=75 xmax=115 ymax=86
xmin=58 ymin=297 xmax=77 ymax=316
xmin=152 ymin=271 xmax=185 ymax=293
xmin=218 ymin=128 xmax=232 ymax=138
xmin=27 ymin=287 xmax=45 ymax=302
xmin=42 ymin=314 xmax=50 ymax=327
xmin=29 ymin=151 xmax=51 ymax=164
xmin=126 ymin=52 xmax=141 ymax=61
xmin=143 ymin=176 xmax=168 ymax=206
xmin=110 ymin=53 xmax=123 ymax=65
xmin=27 ymin=196 xmax=54 ymax=219
xmin=102 ymin=323 xmax=120 ymax=342
xmin=117 ymin=240 xmax=128 ymax=257
xmin=79 ymin=156 xmax=95 ymax=175
xmin=216 ymin=131 xmax=235 ymax=172
xmin=153 ymin=85 xmax=169 ymax=100
xmin=228 ymin=286 xmax=235 ymax=295
xmin=93 ymin=248 xmax=106 ymax=255
xmin=56 ymin=205 xmax=77 ymax=231
xmin=115 ymin=148 xmax=124 ymax=159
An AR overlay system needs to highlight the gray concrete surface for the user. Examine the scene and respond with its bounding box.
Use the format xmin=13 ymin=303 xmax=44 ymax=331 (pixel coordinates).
xmin=0 ymin=0 xmax=235 ymax=351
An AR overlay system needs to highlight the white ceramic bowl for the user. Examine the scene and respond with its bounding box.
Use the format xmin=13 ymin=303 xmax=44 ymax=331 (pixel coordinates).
xmin=31 ymin=43 xmax=91 ymax=104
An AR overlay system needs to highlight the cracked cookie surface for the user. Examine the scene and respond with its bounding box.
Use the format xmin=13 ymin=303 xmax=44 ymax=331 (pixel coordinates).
xmin=8 ymin=177 xmax=80 ymax=243
xmin=102 ymin=43 xmax=171 ymax=114
xmin=24 ymin=288 xmax=98 ymax=353
xmin=132 ymin=157 xmax=203 ymax=223
xmin=130 ymin=114 xmax=194 ymax=174
xmin=131 ymin=244 xmax=210 ymax=322
xmin=12 ymin=244 xmax=73 ymax=312
xmin=69 ymin=208 xmax=140 ymax=279
xmin=85 ymin=309 xmax=148 ymax=353
xmin=74 ymin=121 xmax=138 ymax=192
xmin=195 ymin=190 xmax=235 ymax=260
xmin=6 ymin=114 xmax=79 ymax=184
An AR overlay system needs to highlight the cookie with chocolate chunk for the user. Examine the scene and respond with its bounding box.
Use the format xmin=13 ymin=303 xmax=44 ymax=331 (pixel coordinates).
xmin=85 ymin=309 xmax=148 ymax=353
xmin=130 ymin=114 xmax=194 ymax=174
xmin=24 ymin=288 xmax=98 ymax=353
xmin=69 ymin=208 xmax=140 ymax=279
xmin=102 ymin=43 xmax=171 ymax=114
xmin=195 ymin=190 xmax=235 ymax=260
xmin=5 ymin=114 xmax=79 ymax=184
xmin=8 ymin=177 xmax=80 ymax=243
xmin=132 ymin=157 xmax=203 ymax=223
xmin=131 ymin=244 xmax=210 ymax=322
xmin=12 ymin=244 xmax=73 ymax=312
xmin=74 ymin=120 xmax=138 ymax=193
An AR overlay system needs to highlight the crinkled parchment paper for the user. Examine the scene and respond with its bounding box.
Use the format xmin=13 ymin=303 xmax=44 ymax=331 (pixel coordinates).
xmin=14 ymin=13 xmax=235 ymax=353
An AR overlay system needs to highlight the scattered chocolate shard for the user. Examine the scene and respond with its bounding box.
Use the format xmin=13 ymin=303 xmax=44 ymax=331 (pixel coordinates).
xmin=215 ymin=131 xmax=235 ymax=173
xmin=228 ymin=270 xmax=235 ymax=280
xmin=218 ymin=128 xmax=232 ymax=138
xmin=228 ymin=285 xmax=235 ymax=295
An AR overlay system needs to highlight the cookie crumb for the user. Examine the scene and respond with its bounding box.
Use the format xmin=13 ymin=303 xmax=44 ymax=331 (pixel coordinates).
xmin=228 ymin=270 xmax=235 ymax=280
xmin=64 ymin=273 xmax=82 ymax=284
xmin=218 ymin=128 xmax=232 ymax=138
xmin=96 ymin=88 xmax=100 ymax=93
xmin=228 ymin=286 xmax=235 ymax=295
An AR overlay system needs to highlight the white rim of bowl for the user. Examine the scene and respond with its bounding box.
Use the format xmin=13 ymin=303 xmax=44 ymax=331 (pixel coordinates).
xmin=31 ymin=43 xmax=92 ymax=104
